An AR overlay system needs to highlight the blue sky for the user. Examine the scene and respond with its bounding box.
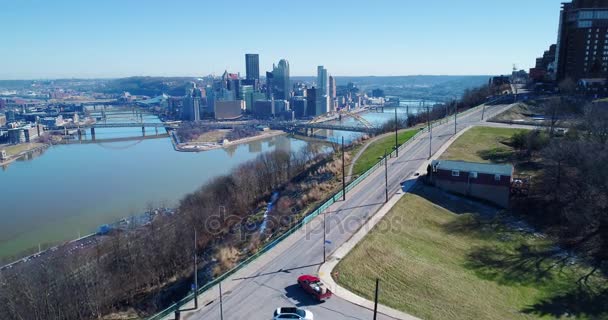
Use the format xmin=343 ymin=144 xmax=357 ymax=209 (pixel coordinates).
xmin=0 ymin=0 xmax=563 ymax=79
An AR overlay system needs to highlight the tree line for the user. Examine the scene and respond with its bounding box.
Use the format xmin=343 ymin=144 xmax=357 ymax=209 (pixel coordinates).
xmin=0 ymin=143 xmax=336 ymax=320
xmin=511 ymin=99 xmax=608 ymax=286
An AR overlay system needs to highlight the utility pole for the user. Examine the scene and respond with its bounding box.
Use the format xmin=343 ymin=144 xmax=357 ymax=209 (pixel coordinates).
xmin=342 ymin=136 xmax=345 ymax=201
xmin=481 ymin=104 xmax=486 ymax=121
xmin=427 ymin=103 xmax=432 ymax=159
xmin=323 ymin=209 xmax=327 ymax=263
xmin=384 ymin=149 xmax=388 ymax=203
xmin=373 ymin=278 xmax=380 ymax=320
xmin=394 ymin=107 xmax=399 ymax=157
xmin=454 ymin=101 xmax=457 ymax=135
xmin=219 ymin=282 xmax=224 ymax=320
xmin=194 ymin=228 xmax=198 ymax=309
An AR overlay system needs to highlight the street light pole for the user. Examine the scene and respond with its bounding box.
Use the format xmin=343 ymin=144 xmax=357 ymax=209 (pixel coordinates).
xmin=323 ymin=209 xmax=327 ymax=263
xmin=384 ymin=149 xmax=388 ymax=203
xmin=194 ymin=228 xmax=198 ymax=309
xmin=427 ymin=103 xmax=432 ymax=159
xmin=373 ymin=278 xmax=380 ymax=320
xmin=454 ymin=101 xmax=457 ymax=135
xmin=394 ymin=107 xmax=399 ymax=157
xmin=219 ymin=282 xmax=224 ymax=320
xmin=342 ymin=136 xmax=345 ymax=201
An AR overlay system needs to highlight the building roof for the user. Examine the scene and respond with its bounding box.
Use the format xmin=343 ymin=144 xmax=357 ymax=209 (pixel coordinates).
xmin=431 ymin=160 xmax=513 ymax=176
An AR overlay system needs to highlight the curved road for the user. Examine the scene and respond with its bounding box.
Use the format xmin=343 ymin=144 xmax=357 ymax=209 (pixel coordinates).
xmin=173 ymin=103 xmax=515 ymax=320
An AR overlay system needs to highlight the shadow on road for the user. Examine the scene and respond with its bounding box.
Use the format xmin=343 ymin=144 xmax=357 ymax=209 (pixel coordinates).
xmin=232 ymin=263 xmax=321 ymax=281
xmin=284 ymin=284 xmax=323 ymax=307
xmin=435 ymin=133 xmax=454 ymax=139
xmin=324 ymin=202 xmax=385 ymax=215
xmin=390 ymin=157 xmax=428 ymax=166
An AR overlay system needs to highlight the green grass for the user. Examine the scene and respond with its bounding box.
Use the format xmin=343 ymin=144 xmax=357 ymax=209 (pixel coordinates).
xmin=440 ymin=126 xmax=528 ymax=164
xmin=335 ymin=192 xmax=602 ymax=320
xmin=439 ymin=126 xmax=543 ymax=177
xmin=352 ymin=129 xmax=418 ymax=175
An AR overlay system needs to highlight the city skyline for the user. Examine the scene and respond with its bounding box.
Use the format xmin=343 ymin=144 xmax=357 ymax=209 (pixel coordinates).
xmin=0 ymin=0 xmax=564 ymax=79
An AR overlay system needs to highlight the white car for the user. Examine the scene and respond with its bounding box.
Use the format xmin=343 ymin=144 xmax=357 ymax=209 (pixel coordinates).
xmin=273 ymin=307 xmax=314 ymax=319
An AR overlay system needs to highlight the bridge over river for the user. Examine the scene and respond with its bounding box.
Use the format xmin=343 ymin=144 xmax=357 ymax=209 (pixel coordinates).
xmin=269 ymin=121 xmax=380 ymax=134
xmin=61 ymin=113 xmax=384 ymax=146
xmin=69 ymin=119 xmax=380 ymax=134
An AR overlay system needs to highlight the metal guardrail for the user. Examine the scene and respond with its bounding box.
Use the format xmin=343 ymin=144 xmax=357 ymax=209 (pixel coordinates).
xmin=147 ymin=102 xmax=487 ymax=320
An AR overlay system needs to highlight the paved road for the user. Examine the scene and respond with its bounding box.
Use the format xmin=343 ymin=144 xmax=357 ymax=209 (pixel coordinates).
xmin=178 ymin=103 xmax=515 ymax=320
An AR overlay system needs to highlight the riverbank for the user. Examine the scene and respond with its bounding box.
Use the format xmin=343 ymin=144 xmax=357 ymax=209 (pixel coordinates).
xmin=173 ymin=129 xmax=285 ymax=152
xmin=0 ymin=142 xmax=49 ymax=167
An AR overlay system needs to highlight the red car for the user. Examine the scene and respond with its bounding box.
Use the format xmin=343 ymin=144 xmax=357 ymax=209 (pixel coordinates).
xmin=297 ymin=275 xmax=332 ymax=301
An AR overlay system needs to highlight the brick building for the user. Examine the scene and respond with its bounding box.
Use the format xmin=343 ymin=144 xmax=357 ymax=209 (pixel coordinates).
xmin=429 ymin=160 xmax=514 ymax=208
xmin=555 ymin=0 xmax=608 ymax=82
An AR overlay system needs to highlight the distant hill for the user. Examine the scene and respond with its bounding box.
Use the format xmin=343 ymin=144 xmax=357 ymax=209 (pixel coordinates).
xmin=0 ymin=75 xmax=493 ymax=101
xmin=294 ymin=75 xmax=493 ymax=101
xmin=100 ymin=77 xmax=197 ymax=97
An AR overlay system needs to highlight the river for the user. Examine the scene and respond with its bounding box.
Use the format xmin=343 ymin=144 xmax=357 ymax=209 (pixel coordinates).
xmin=0 ymin=102 xmax=425 ymax=261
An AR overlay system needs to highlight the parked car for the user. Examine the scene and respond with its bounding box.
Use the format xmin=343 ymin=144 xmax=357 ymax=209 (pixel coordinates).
xmin=297 ymin=275 xmax=332 ymax=301
xmin=273 ymin=307 xmax=313 ymax=319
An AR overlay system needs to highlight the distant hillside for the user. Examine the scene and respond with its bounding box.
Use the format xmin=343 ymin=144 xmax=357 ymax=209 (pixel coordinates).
xmin=294 ymin=75 xmax=493 ymax=101
xmin=100 ymin=77 xmax=197 ymax=97
xmin=0 ymin=75 xmax=493 ymax=101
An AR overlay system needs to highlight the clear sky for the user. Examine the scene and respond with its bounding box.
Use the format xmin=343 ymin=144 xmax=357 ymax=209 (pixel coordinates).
xmin=0 ymin=0 xmax=564 ymax=79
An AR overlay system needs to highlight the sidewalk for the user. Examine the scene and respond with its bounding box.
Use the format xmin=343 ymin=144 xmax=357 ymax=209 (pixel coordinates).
xmin=318 ymin=125 xmax=476 ymax=320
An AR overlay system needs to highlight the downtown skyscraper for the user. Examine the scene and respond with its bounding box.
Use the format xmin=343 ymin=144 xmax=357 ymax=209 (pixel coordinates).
xmin=316 ymin=66 xmax=329 ymax=115
xmin=272 ymin=59 xmax=290 ymax=100
xmin=182 ymin=82 xmax=201 ymax=121
xmin=245 ymin=54 xmax=260 ymax=81
xmin=329 ymin=75 xmax=337 ymax=111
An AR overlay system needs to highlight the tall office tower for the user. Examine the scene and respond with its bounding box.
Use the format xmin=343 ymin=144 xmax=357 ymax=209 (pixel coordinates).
xmin=555 ymin=0 xmax=608 ymax=82
xmin=245 ymin=53 xmax=260 ymax=81
xmin=206 ymin=85 xmax=216 ymax=112
xmin=291 ymin=96 xmax=308 ymax=118
xmin=316 ymin=66 xmax=329 ymax=114
xmin=329 ymin=75 xmax=337 ymax=111
xmin=240 ymin=85 xmax=254 ymax=112
xmin=182 ymin=82 xmax=201 ymax=121
xmin=266 ymin=71 xmax=274 ymax=99
xmin=272 ymin=59 xmax=291 ymax=100
xmin=228 ymin=78 xmax=241 ymax=100
xmin=306 ymin=87 xmax=318 ymax=116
